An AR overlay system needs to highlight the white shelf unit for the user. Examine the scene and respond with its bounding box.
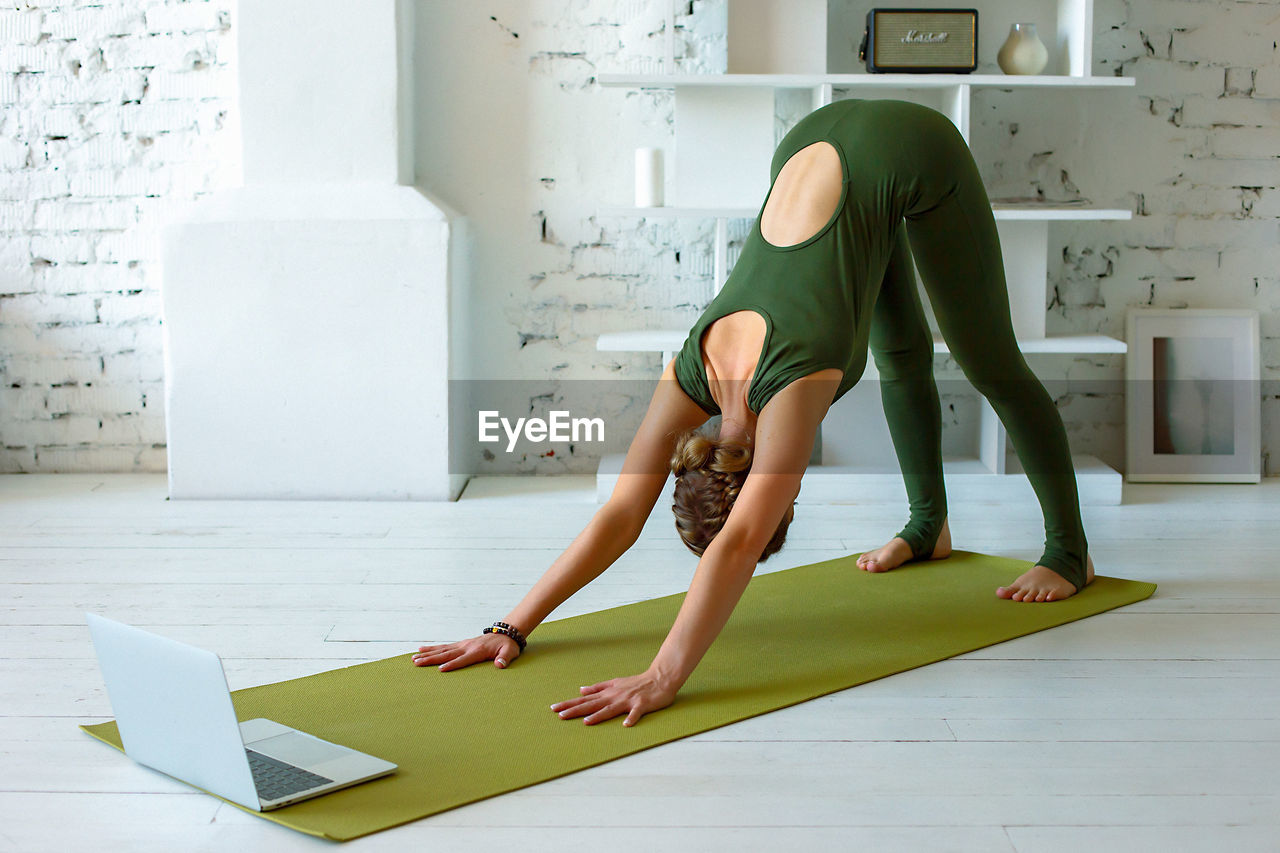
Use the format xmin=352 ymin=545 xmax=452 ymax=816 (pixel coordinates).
xmin=594 ymin=0 xmax=1132 ymax=504
xmin=598 ymin=330 xmax=1127 ymax=365
xmin=601 ymin=205 xmax=1135 ymax=219
xmin=598 ymin=72 xmax=1134 ymax=89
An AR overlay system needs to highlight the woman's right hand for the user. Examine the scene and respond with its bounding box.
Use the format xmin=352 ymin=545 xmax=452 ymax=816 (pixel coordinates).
xmin=411 ymin=633 xmax=521 ymax=671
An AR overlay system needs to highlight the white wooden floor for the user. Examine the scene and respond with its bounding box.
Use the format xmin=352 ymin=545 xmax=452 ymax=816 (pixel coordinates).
xmin=2 ymin=473 xmax=1278 ymax=853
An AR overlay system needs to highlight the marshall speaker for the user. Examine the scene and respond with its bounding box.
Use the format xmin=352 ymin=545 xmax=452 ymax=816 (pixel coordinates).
xmin=858 ymin=8 xmax=978 ymax=73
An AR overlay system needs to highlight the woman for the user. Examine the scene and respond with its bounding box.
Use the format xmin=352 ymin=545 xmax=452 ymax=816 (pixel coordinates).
xmin=412 ymin=98 xmax=1095 ymax=727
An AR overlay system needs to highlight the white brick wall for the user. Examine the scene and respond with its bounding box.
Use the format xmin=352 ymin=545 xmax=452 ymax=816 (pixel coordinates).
xmin=2 ymin=0 xmax=1278 ymax=478
xmin=1 ymin=0 xmax=233 ymax=472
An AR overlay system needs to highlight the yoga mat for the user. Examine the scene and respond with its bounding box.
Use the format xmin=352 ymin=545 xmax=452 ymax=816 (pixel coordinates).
xmin=82 ymin=550 xmax=1155 ymax=841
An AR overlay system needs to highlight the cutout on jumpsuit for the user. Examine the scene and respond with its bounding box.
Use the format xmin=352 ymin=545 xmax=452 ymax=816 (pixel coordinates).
xmin=759 ymin=140 xmax=845 ymax=249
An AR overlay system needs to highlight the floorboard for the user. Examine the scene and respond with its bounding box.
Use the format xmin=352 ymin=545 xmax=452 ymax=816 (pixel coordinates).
xmin=2 ymin=473 xmax=1277 ymax=851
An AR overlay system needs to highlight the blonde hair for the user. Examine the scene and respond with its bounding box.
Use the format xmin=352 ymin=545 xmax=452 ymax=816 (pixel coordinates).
xmin=669 ymin=425 xmax=793 ymax=562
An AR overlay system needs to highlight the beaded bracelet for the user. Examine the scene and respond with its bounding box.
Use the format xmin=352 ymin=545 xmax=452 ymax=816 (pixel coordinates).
xmin=482 ymin=621 xmax=527 ymax=651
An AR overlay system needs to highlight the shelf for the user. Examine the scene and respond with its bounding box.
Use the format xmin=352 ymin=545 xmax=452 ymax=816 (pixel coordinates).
xmin=599 ymin=205 xmax=1132 ymax=222
xmin=597 ymin=73 xmax=1135 ymax=90
xmin=597 ymin=329 xmax=690 ymax=353
xmin=1009 ymin=335 xmax=1127 ymax=354
xmin=599 ymin=206 xmax=756 ymax=219
xmin=597 ymin=331 xmax=1126 ymax=356
xmin=990 ymin=205 xmax=1133 ymax=221
xmin=595 ymin=452 xmax=1122 ymax=505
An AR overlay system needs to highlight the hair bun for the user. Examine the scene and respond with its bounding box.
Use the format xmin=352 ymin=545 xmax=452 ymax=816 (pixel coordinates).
xmin=670 ymin=426 xmax=753 ymax=477
xmin=670 ymin=431 xmax=714 ymax=476
xmin=669 ymin=425 xmax=792 ymax=563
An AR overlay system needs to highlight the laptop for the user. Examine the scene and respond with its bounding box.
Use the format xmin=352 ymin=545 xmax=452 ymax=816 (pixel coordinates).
xmin=85 ymin=613 xmax=397 ymax=811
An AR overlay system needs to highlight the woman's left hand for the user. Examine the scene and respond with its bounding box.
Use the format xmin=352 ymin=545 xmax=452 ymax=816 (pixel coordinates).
xmin=550 ymin=671 xmax=677 ymax=727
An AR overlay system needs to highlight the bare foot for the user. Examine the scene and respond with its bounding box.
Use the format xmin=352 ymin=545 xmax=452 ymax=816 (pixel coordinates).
xmin=996 ymin=553 xmax=1096 ymax=602
xmin=856 ymin=518 xmax=952 ymax=573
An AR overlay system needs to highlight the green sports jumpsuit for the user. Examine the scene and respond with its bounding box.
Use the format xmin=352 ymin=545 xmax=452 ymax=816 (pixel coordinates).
xmin=672 ymin=97 xmax=1089 ymax=592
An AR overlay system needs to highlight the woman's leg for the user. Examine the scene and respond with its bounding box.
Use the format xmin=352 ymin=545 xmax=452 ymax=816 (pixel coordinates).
xmin=866 ymin=223 xmax=948 ymax=561
xmin=901 ymin=121 xmax=1090 ymax=593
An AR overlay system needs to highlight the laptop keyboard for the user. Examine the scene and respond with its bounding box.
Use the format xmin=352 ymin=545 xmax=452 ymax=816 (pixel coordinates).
xmin=246 ymin=748 xmax=334 ymax=801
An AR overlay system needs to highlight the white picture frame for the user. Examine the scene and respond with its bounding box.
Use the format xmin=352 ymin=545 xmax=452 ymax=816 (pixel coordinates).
xmin=1125 ymin=308 xmax=1261 ymax=483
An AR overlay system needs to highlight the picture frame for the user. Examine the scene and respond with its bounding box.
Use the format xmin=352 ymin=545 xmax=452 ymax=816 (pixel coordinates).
xmin=1125 ymin=308 xmax=1261 ymax=483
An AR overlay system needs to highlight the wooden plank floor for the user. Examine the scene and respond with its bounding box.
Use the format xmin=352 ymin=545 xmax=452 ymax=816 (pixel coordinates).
xmin=1 ymin=473 xmax=1278 ymax=852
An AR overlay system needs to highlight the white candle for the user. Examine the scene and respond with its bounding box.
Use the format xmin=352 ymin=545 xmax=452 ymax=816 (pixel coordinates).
xmin=635 ymin=147 xmax=664 ymax=207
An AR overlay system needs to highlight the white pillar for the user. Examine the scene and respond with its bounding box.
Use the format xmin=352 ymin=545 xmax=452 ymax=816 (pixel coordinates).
xmin=235 ymin=0 xmax=411 ymax=185
xmin=161 ymin=0 xmax=468 ymax=500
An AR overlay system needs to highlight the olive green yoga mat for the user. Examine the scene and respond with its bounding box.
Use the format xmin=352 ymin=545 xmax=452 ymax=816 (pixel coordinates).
xmin=82 ymin=550 xmax=1155 ymax=841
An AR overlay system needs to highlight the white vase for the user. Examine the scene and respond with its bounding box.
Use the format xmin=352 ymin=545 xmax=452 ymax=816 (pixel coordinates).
xmin=997 ymin=22 xmax=1049 ymax=75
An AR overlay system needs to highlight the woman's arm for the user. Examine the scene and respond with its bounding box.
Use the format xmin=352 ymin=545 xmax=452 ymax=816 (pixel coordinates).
xmin=551 ymin=371 xmax=835 ymax=725
xmin=499 ymin=357 xmax=712 ymax=636
xmin=413 ymin=357 xmax=709 ymax=670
